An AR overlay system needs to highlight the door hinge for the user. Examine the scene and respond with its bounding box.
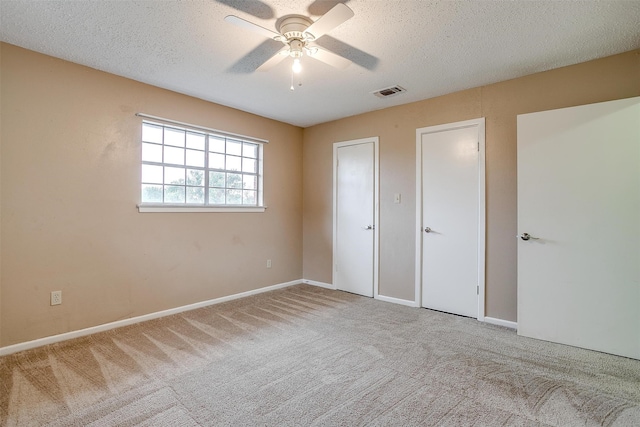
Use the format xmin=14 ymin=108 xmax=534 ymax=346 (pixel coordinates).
xmin=477 ymin=141 xmax=480 ymax=151
xmin=477 ymin=285 xmax=479 ymax=295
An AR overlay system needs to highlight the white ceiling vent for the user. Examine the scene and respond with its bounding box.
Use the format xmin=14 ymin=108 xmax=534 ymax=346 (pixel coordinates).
xmin=372 ymin=85 xmax=406 ymax=99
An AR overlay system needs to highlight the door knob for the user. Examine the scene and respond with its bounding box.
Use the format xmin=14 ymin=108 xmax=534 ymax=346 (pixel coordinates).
xmin=518 ymin=233 xmax=539 ymax=241
xmin=364 ymin=225 xmax=374 ymax=230
xmin=424 ymin=227 xmax=432 ymax=233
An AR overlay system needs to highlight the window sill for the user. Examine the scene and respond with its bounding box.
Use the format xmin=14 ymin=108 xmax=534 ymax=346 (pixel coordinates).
xmin=137 ymin=204 xmax=266 ymax=213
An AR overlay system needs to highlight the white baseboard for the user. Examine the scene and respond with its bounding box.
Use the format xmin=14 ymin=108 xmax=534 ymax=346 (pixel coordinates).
xmin=375 ymin=294 xmax=420 ymax=307
xmin=301 ymin=279 xmax=336 ymax=290
xmin=484 ymin=316 xmax=518 ymax=330
xmin=303 ymin=282 xmax=419 ymax=308
xmin=0 ymin=279 xmax=303 ymax=356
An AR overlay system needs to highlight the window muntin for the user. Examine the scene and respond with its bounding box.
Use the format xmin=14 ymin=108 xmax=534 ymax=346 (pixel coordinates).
xmin=140 ymin=121 xmax=262 ymax=206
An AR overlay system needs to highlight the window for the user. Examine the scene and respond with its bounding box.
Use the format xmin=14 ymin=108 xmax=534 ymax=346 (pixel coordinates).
xmin=139 ymin=119 xmax=264 ymax=211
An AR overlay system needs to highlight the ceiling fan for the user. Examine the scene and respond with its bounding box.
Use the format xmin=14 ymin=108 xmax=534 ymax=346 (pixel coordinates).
xmin=224 ymin=3 xmax=355 ymax=72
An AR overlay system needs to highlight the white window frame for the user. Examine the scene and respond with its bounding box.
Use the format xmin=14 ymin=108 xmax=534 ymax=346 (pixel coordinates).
xmin=136 ymin=113 xmax=266 ymax=213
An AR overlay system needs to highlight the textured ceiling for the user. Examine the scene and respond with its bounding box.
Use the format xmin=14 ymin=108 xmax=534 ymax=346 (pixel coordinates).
xmin=1 ymin=0 xmax=639 ymax=127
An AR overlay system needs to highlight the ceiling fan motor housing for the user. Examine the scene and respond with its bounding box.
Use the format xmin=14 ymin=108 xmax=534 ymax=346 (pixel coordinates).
xmin=278 ymin=16 xmax=314 ymax=41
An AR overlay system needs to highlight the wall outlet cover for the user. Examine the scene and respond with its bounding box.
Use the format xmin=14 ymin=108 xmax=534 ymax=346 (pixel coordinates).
xmin=51 ymin=290 xmax=62 ymax=306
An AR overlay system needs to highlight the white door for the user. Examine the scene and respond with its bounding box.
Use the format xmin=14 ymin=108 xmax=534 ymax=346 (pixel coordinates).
xmin=333 ymin=138 xmax=378 ymax=297
xmin=517 ymin=97 xmax=640 ymax=360
xmin=416 ymin=119 xmax=485 ymax=318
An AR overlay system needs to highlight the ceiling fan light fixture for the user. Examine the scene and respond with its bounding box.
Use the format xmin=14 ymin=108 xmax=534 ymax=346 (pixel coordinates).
xmin=289 ymin=39 xmax=304 ymax=58
xmin=292 ymin=58 xmax=302 ymax=73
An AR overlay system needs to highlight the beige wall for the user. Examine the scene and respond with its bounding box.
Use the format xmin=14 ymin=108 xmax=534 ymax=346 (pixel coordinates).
xmin=0 ymin=43 xmax=303 ymax=347
xmin=302 ymin=50 xmax=640 ymax=321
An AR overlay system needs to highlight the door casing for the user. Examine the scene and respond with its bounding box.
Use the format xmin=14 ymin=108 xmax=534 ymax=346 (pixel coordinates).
xmin=333 ymin=137 xmax=380 ymax=297
xmin=415 ymin=118 xmax=486 ymax=320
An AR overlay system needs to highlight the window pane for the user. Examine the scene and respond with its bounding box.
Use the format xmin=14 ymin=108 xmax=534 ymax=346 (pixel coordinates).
xmin=141 ymin=184 xmax=163 ymax=202
xmin=186 ymin=169 xmax=204 ymax=186
xmin=227 ymin=139 xmax=242 ymax=156
xmin=209 ymin=153 xmax=225 ymax=169
xmin=141 ymin=164 xmax=163 ymax=184
xmin=141 ymin=121 xmax=263 ymax=207
xmin=243 ymin=142 xmax=258 ymax=158
xmin=209 ymin=188 xmax=225 ymax=204
xmin=164 ymin=166 xmax=185 ymax=184
xmin=209 ymin=171 xmax=225 ymax=188
xmin=227 ymin=173 xmax=242 ymax=189
xmin=226 ymin=189 xmax=242 ymax=204
xmin=242 ymin=158 xmax=256 ymax=173
xmin=186 ymin=132 xmax=205 ymax=150
xmin=243 ymin=190 xmax=257 ymax=205
xmin=142 ymin=142 xmax=162 ymax=162
xmin=164 ymin=186 xmax=185 ymax=203
xmin=164 ymin=146 xmax=184 ymax=165
xmin=226 ymin=155 xmax=241 ymax=171
xmin=209 ymin=136 xmax=225 ymax=153
xmin=142 ymin=123 xmax=162 ymax=144
xmin=243 ymin=175 xmax=256 ymax=190
xmin=164 ymin=127 xmax=185 ymax=147
xmin=186 ymin=186 xmax=204 ymax=204
xmin=186 ymin=149 xmax=204 ymax=167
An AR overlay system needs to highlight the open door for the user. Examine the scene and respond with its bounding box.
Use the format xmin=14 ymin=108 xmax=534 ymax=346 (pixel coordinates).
xmin=517 ymin=97 xmax=640 ymax=359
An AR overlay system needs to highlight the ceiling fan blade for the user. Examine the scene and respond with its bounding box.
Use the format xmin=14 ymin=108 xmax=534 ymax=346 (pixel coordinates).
xmin=227 ymin=39 xmax=284 ymax=73
xmin=215 ymin=0 xmax=274 ymax=20
xmin=256 ymin=47 xmax=290 ymax=71
xmin=224 ymin=15 xmax=281 ymax=40
xmin=308 ymin=46 xmax=352 ymax=69
xmin=315 ymin=35 xmax=379 ymax=71
xmin=304 ymin=3 xmax=354 ymax=40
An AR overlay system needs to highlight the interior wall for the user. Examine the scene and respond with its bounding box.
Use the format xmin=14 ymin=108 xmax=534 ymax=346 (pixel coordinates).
xmin=302 ymin=49 xmax=640 ymax=322
xmin=0 ymin=46 xmax=3 ymax=347
xmin=0 ymin=43 xmax=304 ymax=347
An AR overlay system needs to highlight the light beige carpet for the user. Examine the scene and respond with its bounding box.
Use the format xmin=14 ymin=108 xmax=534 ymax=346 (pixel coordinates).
xmin=1 ymin=285 xmax=639 ymax=426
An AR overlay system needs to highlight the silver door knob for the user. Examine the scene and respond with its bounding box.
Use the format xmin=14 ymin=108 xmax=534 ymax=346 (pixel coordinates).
xmin=424 ymin=227 xmax=432 ymax=233
xmin=518 ymin=233 xmax=539 ymax=241
xmin=364 ymin=225 xmax=374 ymax=230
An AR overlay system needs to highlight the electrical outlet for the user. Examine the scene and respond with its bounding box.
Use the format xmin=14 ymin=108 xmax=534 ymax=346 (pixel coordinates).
xmin=51 ymin=290 xmax=62 ymax=306
xmin=266 ymin=259 xmax=272 ymax=268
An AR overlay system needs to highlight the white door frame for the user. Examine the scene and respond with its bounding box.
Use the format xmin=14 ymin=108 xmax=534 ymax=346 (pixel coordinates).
xmin=415 ymin=118 xmax=486 ymax=320
xmin=333 ymin=137 xmax=380 ymax=297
